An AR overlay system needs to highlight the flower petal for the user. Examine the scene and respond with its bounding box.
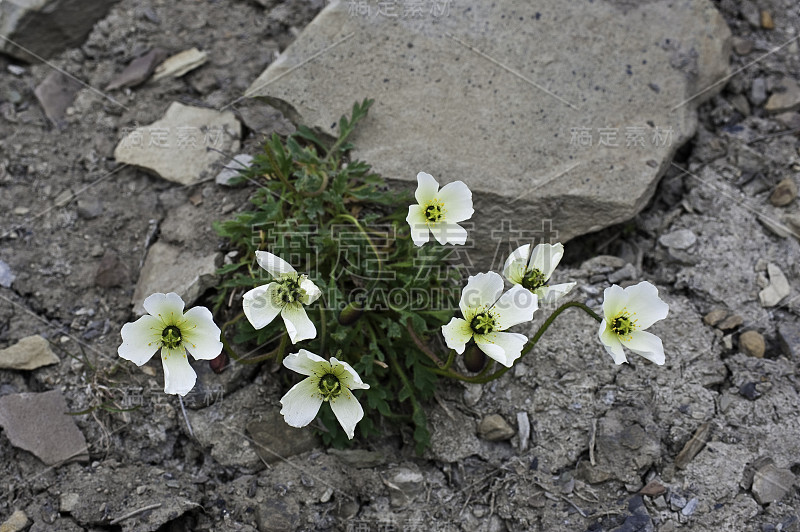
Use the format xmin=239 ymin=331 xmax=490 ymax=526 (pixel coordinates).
xmin=537 ymin=282 xmax=576 ymax=305
xmin=459 ymin=271 xmax=504 ymax=317
xmin=474 ymin=331 xmax=527 ymax=367
xmin=243 ymin=283 xmax=283 ymax=330
xmin=437 ymin=180 xmax=474 ymax=223
xmin=255 ymin=250 xmax=296 ymax=277
xmin=143 ymin=292 xmax=184 ymax=324
xmin=441 ymin=317 xmax=473 ymax=354
xmin=503 ymin=244 xmax=530 ymax=284
xmin=301 ymin=278 xmax=322 ymax=305
xmin=330 ymin=389 xmax=365 ymax=440
xmin=331 ymin=357 xmax=370 ymax=390
xmin=406 ymin=204 xmax=430 ymax=247
xmin=280 ymin=377 xmax=324 ymax=428
xmin=283 ymin=349 xmax=327 ymax=377
xmin=528 ymin=243 xmax=564 ymax=280
xmin=180 ymin=306 xmax=223 ymax=360
xmin=598 ymin=320 xmax=627 ymax=365
xmin=623 ymin=281 xmax=669 ymax=330
xmin=414 ymin=171 xmax=439 ymax=205
xmin=161 ymin=347 xmax=197 ymax=396
xmin=624 ymin=330 xmax=665 ymax=365
xmin=492 ymin=284 xmax=538 ymax=330
xmin=281 ymin=303 xmax=317 ymax=343
xmin=430 ymin=222 xmax=467 ymax=246
xmin=601 ymin=284 xmax=626 ymax=321
xmin=118 ymin=315 xmax=162 ymax=365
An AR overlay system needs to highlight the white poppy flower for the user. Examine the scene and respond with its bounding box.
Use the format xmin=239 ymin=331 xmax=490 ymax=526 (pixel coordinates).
xmin=118 ymin=292 xmax=223 ymax=396
xmin=406 ymin=171 xmax=474 ymax=247
xmin=441 ymin=271 xmax=538 ymax=367
xmin=598 ymin=281 xmax=669 ymax=365
xmin=242 ymin=251 xmax=322 ymax=344
xmin=503 ymin=242 xmax=576 ymax=304
xmin=280 ymin=349 xmax=370 ymax=439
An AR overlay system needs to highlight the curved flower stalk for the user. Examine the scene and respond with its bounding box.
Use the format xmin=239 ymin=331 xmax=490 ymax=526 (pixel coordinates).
xmin=598 ymin=281 xmax=669 ymax=365
xmin=118 ymin=292 xmax=223 ymax=396
xmin=406 ymin=171 xmax=474 ymax=246
xmin=504 ymin=242 xmax=576 ymax=304
xmin=280 ymin=350 xmax=370 ymax=439
xmin=441 ymin=271 xmax=538 ymax=367
xmin=243 ymin=251 xmax=322 ymax=343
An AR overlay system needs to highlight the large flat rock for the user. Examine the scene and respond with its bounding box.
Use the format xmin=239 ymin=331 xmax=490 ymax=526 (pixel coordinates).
xmin=247 ymin=0 xmax=730 ymax=264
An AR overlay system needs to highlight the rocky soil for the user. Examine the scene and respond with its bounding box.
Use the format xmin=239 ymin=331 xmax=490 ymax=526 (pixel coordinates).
xmin=1 ymin=0 xmax=799 ymax=531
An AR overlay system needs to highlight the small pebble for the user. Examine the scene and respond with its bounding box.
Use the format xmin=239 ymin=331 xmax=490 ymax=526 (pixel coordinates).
xmin=760 ymin=10 xmax=774 ymax=29
xmin=739 ymin=330 xmax=765 ymax=358
xmin=703 ymin=309 xmax=727 ymax=327
xmin=769 ymin=178 xmax=797 ymax=207
xmin=717 ymin=314 xmax=743 ymax=331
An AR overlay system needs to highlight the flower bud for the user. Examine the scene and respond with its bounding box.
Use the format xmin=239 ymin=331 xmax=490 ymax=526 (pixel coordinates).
xmin=463 ymin=344 xmax=487 ymax=372
xmin=210 ymin=352 xmax=227 ymax=374
xmin=338 ymin=300 xmax=364 ymax=326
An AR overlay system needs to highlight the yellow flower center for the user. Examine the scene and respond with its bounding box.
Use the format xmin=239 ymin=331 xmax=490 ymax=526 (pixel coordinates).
xmin=424 ymin=200 xmax=445 ymax=224
xmin=521 ymin=267 xmax=547 ymax=291
xmin=470 ymin=311 xmax=497 ymax=335
xmin=161 ymin=325 xmax=182 ymax=350
xmin=611 ymin=309 xmax=637 ymax=340
xmin=318 ymin=373 xmax=342 ymax=400
xmin=272 ymin=274 xmax=307 ymax=306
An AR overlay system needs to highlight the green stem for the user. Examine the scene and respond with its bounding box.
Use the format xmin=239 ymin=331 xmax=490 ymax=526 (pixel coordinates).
xmin=387 ymin=351 xmax=424 ymax=425
xmin=426 ymin=301 xmax=602 ymax=384
xmin=521 ymin=301 xmax=601 ymax=357
xmin=264 ymin=144 xmax=294 ymax=191
xmin=330 ymin=213 xmax=383 ymax=287
xmin=406 ymin=319 xmax=445 ymax=368
xmin=318 ymin=304 xmax=327 ymax=357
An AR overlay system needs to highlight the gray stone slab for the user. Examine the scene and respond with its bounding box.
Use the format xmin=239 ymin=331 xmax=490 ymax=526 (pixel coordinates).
xmin=247 ymin=0 xmax=730 ymax=263
xmin=0 ymin=389 xmax=88 ymax=465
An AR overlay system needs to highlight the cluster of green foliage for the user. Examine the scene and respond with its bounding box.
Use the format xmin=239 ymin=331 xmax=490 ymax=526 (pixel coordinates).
xmin=213 ymin=99 xmax=462 ymax=453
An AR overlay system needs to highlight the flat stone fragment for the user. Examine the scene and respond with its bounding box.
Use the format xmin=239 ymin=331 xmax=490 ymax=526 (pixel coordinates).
xmin=0 ymin=0 xmax=119 ymax=61
xmin=34 ymin=71 xmax=82 ymax=124
xmin=752 ymin=463 xmax=796 ymax=505
xmin=0 ymin=334 xmax=60 ymax=370
xmin=477 ymin=414 xmax=515 ymax=441
xmin=759 ymin=263 xmax=791 ymax=307
xmin=247 ymin=0 xmax=730 ymax=260
xmin=114 ymin=102 xmax=241 ymax=186
xmin=383 ymin=467 xmax=425 ymax=508
xmin=776 ymin=320 xmax=800 ymax=358
xmin=675 ymin=423 xmax=710 ymax=469
xmin=0 ymin=390 xmax=88 ymax=465
xmin=106 ymin=48 xmax=169 ymax=90
xmin=659 ymin=229 xmax=697 ymax=250
xmin=0 ymin=259 xmax=15 ymax=288
xmin=328 ymin=448 xmax=386 ymax=468
xmin=152 ymin=48 xmax=208 ymax=80
xmin=132 ymin=241 xmax=220 ymax=314
xmin=764 ymin=79 xmax=800 ymax=114
xmin=246 ymin=414 xmax=318 ymax=465
xmin=215 ymin=154 xmax=254 ymax=185
xmin=0 ymin=510 xmax=28 ymax=532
